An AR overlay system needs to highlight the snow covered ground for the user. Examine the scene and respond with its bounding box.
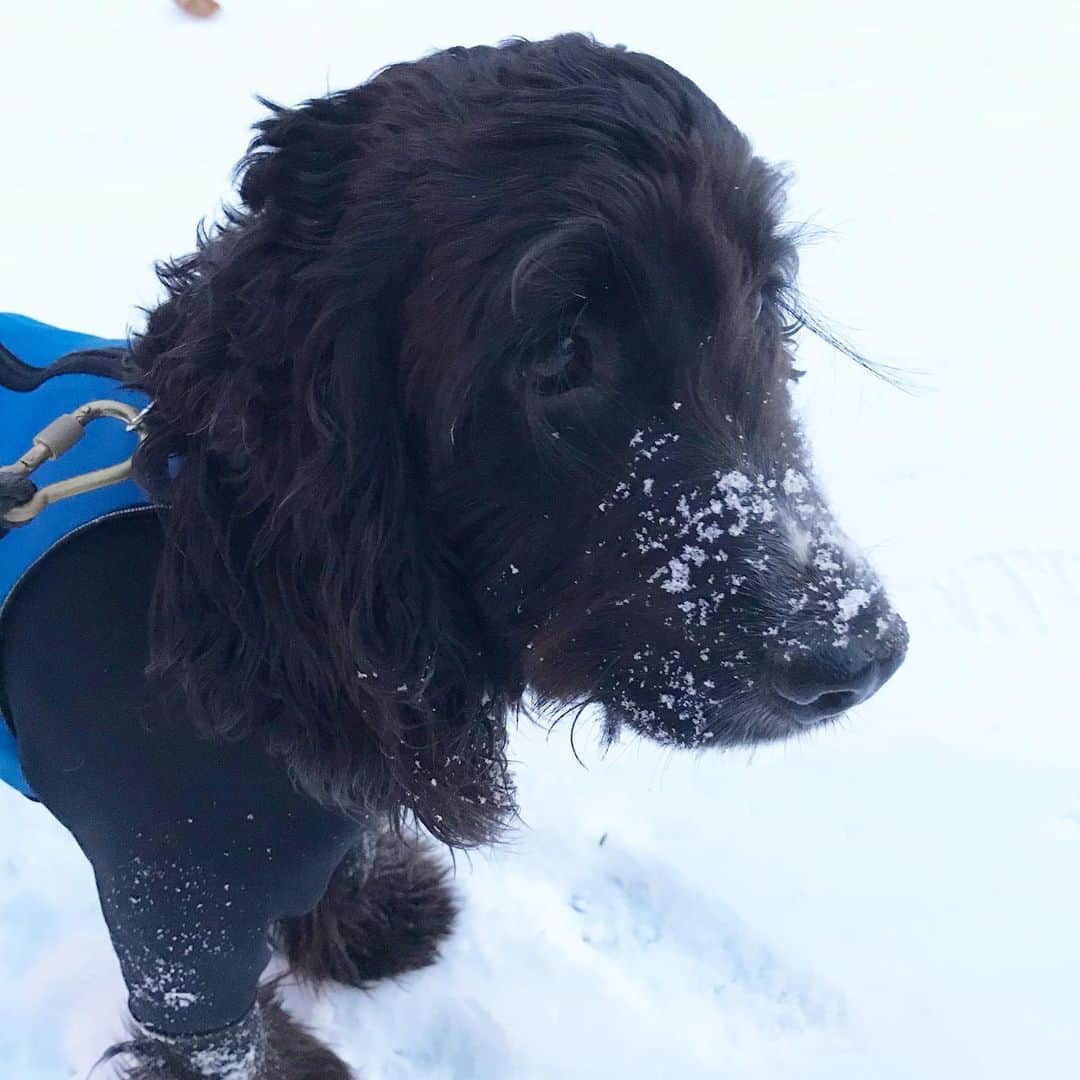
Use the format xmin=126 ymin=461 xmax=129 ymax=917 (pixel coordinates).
xmin=1 ymin=2 xmax=1078 ymax=1076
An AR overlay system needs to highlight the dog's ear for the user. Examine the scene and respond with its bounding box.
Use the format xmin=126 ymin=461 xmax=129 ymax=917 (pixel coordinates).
xmin=131 ymin=93 xmax=513 ymax=847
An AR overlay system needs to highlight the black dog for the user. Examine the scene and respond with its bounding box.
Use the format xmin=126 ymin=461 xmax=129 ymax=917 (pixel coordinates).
xmin=0 ymin=34 xmax=906 ymax=1078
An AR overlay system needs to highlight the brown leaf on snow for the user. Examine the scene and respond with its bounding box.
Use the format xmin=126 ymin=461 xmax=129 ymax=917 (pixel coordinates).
xmin=174 ymin=0 xmax=221 ymax=18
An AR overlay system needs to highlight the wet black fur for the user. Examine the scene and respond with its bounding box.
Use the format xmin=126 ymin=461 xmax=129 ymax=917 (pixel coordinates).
xmin=122 ymin=33 xmax=901 ymax=851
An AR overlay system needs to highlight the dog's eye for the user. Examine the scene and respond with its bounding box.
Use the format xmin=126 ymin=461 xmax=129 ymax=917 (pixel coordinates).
xmin=532 ymin=332 xmax=594 ymax=396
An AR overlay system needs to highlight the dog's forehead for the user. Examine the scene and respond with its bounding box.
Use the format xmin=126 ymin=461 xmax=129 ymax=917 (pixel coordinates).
xmin=504 ymin=145 xmax=793 ymax=347
xmin=416 ymin=47 xmax=787 ymax=268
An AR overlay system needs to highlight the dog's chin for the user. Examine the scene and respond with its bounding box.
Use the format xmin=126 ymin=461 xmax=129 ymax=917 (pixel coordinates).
xmin=599 ymin=688 xmax=843 ymax=750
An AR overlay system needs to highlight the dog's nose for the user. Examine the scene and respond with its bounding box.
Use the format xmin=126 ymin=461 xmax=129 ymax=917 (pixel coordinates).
xmin=771 ymin=622 xmax=907 ymax=722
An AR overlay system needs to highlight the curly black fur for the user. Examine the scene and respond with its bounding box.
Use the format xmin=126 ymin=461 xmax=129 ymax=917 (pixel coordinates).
xmin=120 ymin=33 xmax=905 ymax=851
xmin=276 ymin=830 xmax=457 ymax=989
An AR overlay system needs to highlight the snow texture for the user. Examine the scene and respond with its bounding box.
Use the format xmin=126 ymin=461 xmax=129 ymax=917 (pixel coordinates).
xmin=1 ymin=2 xmax=1078 ymax=1078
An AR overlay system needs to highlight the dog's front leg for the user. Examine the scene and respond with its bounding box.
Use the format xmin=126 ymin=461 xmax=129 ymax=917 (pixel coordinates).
xmin=1 ymin=499 xmax=368 ymax=1076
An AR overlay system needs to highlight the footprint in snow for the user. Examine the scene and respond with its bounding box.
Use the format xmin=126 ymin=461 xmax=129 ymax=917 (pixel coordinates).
xmin=568 ymin=843 xmax=846 ymax=1031
xmin=380 ymin=995 xmax=511 ymax=1080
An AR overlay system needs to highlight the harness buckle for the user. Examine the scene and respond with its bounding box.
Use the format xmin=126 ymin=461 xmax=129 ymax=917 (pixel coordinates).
xmin=1 ymin=400 xmax=151 ymax=526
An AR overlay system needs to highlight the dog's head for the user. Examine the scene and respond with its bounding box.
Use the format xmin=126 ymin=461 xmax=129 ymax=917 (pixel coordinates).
xmin=134 ymin=35 xmax=906 ymax=843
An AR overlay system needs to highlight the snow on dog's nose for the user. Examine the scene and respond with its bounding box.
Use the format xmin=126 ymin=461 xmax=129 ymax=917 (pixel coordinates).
xmin=770 ymin=601 xmax=908 ymax=723
xmin=591 ymin=427 xmax=908 ymax=745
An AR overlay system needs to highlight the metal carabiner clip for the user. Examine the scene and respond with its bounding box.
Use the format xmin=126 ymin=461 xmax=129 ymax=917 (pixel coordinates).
xmin=1 ymin=399 xmax=151 ymax=526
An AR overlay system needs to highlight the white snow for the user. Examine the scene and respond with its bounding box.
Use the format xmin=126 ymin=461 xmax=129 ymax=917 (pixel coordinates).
xmin=781 ymin=469 xmax=809 ymax=496
xmin=2 ymin=2 xmax=1079 ymax=1078
xmin=836 ymin=588 xmax=871 ymax=623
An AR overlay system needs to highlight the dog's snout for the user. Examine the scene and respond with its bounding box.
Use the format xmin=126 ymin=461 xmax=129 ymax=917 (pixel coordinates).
xmin=771 ymin=617 xmax=908 ymax=723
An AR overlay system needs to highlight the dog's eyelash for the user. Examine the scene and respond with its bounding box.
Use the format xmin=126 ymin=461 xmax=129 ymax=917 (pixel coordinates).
xmin=781 ymin=314 xmax=806 ymax=339
xmin=769 ymin=293 xmax=805 ymax=339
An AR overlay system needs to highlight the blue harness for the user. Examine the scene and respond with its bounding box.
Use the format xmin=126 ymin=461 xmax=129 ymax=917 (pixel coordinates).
xmin=0 ymin=313 xmax=152 ymax=797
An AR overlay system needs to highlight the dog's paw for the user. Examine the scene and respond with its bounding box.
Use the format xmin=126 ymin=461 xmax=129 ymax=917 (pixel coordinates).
xmin=260 ymin=986 xmax=354 ymax=1079
xmin=103 ymin=986 xmax=354 ymax=1079
xmin=276 ymin=830 xmax=457 ymax=990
